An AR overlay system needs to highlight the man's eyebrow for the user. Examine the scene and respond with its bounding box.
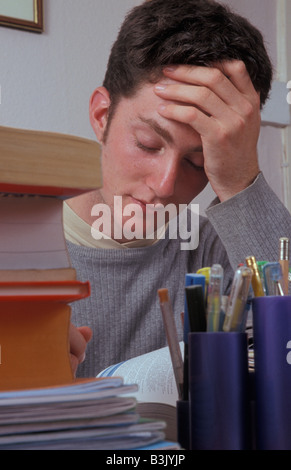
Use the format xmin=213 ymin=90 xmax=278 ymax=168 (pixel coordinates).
xmin=137 ymin=116 xmax=174 ymax=144
xmin=137 ymin=116 xmax=203 ymax=153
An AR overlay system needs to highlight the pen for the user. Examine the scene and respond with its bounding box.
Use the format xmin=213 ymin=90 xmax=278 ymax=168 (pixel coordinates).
xmin=196 ymin=267 xmax=211 ymax=301
xmin=206 ymin=264 xmax=223 ymax=332
xmin=183 ymin=274 xmax=206 ymax=342
xmin=185 ymin=284 xmax=206 ymax=333
xmin=257 ymin=261 xmax=268 ymax=294
xmin=245 ymin=256 xmax=265 ymax=297
xmin=183 ymin=273 xmax=205 ymax=401
xmin=279 ymin=237 xmax=289 ymax=295
xmin=223 ymin=266 xmax=252 ymax=332
xmin=158 ymin=288 xmax=184 ymax=399
xmin=263 ymin=262 xmax=284 ymax=296
xmin=220 ymin=295 xmax=229 ymax=330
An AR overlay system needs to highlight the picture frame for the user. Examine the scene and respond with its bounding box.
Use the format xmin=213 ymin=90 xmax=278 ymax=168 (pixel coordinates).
xmin=0 ymin=0 xmax=43 ymax=33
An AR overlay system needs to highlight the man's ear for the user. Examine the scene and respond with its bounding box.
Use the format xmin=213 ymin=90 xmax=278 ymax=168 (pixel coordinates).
xmin=89 ymin=87 xmax=111 ymax=142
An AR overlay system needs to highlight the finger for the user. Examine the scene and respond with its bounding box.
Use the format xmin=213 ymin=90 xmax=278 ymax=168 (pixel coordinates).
xmin=155 ymin=82 xmax=233 ymax=121
xmin=158 ymin=101 xmax=218 ymax=140
xmin=162 ymin=65 xmax=235 ymax=104
xmin=77 ymin=326 xmax=93 ymax=344
xmin=156 ymin=68 xmax=260 ymax=137
xmin=69 ymin=323 xmax=90 ymax=363
xmin=162 ymin=62 xmax=259 ymax=115
xmin=163 ymin=61 xmax=255 ymax=97
xmin=215 ymin=60 xmax=257 ymax=98
xmin=70 ymin=353 xmax=79 ymax=377
xmin=214 ymin=60 xmax=261 ymax=113
xmin=155 ymin=82 xmax=258 ymax=143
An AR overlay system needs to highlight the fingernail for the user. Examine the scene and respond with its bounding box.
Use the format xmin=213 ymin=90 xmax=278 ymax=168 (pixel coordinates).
xmin=164 ymin=66 xmax=177 ymax=73
xmin=155 ymin=84 xmax=167 ymax=91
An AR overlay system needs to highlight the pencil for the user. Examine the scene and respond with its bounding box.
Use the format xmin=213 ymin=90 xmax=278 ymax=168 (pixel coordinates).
xmin=158 ymin=288 xmax=184 ymax=399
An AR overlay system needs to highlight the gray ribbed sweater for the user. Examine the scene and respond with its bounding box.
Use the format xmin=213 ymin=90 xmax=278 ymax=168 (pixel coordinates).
xmin=67 ymin=174 xmax=291 ymax=377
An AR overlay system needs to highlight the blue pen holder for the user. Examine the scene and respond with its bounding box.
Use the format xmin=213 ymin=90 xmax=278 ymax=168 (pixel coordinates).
xmin=176 ymin=399 xmax=190 ymax=450
xmin=252 ymin=296 xmax=291 ymax=450
xmin=188 ymin=332 xmax=251 ymax=450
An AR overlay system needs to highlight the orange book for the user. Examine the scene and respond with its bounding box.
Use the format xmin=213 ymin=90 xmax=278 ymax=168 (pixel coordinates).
xmin=0 ymin=280 xmax=90 ymax=302
xmin=0 ymin=282 xmax=90 ymax=391
xmin=0 ymin=301 xmax=73 ymax=391
xmin=0 ymin=125 xmax=102 ymax=196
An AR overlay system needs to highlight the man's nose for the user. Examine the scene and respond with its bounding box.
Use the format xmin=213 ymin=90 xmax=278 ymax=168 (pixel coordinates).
xmin=145 ymin=156 xmax=178 ymax=199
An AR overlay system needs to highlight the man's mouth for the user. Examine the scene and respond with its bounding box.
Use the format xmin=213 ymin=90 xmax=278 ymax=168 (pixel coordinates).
xmin=130 ymin=196 xmax=165 ymax=211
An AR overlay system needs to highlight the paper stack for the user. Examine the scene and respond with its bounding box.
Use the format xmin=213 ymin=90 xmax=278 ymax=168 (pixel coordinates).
xmin=0 ymin=377 xmax=175 ymax=450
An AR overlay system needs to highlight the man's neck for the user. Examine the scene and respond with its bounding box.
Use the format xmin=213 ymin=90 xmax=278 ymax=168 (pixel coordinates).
xmin=66 ymin=190 xmax=103 ymax=226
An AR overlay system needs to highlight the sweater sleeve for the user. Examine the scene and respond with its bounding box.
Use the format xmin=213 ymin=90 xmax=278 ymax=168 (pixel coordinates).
xmin=205 ymin=172 xmax=291 ymax=272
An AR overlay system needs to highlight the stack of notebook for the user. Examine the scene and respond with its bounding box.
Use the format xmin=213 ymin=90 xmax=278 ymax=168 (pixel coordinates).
xmin=0 ymin=377 xmax=180 ymax=450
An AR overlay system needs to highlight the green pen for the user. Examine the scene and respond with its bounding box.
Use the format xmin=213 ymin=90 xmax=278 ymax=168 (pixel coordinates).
xmin=257 ymin=261 xmax=268 ymax=294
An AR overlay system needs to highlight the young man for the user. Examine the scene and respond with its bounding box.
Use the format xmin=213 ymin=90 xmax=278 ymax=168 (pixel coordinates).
xmin=66 ymin=0 xmax=291 ymax=377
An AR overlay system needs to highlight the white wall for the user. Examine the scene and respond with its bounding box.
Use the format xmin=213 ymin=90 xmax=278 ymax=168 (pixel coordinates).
xmin=0 ymin=0 xmax=289 ymax=209
xmin=0 ymin=0 xmax=140 ymax=138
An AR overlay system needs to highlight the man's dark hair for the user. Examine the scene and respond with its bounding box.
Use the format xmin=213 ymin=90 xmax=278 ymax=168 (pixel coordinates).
xmin=103 ymin=0 xmax=273 ymax=116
